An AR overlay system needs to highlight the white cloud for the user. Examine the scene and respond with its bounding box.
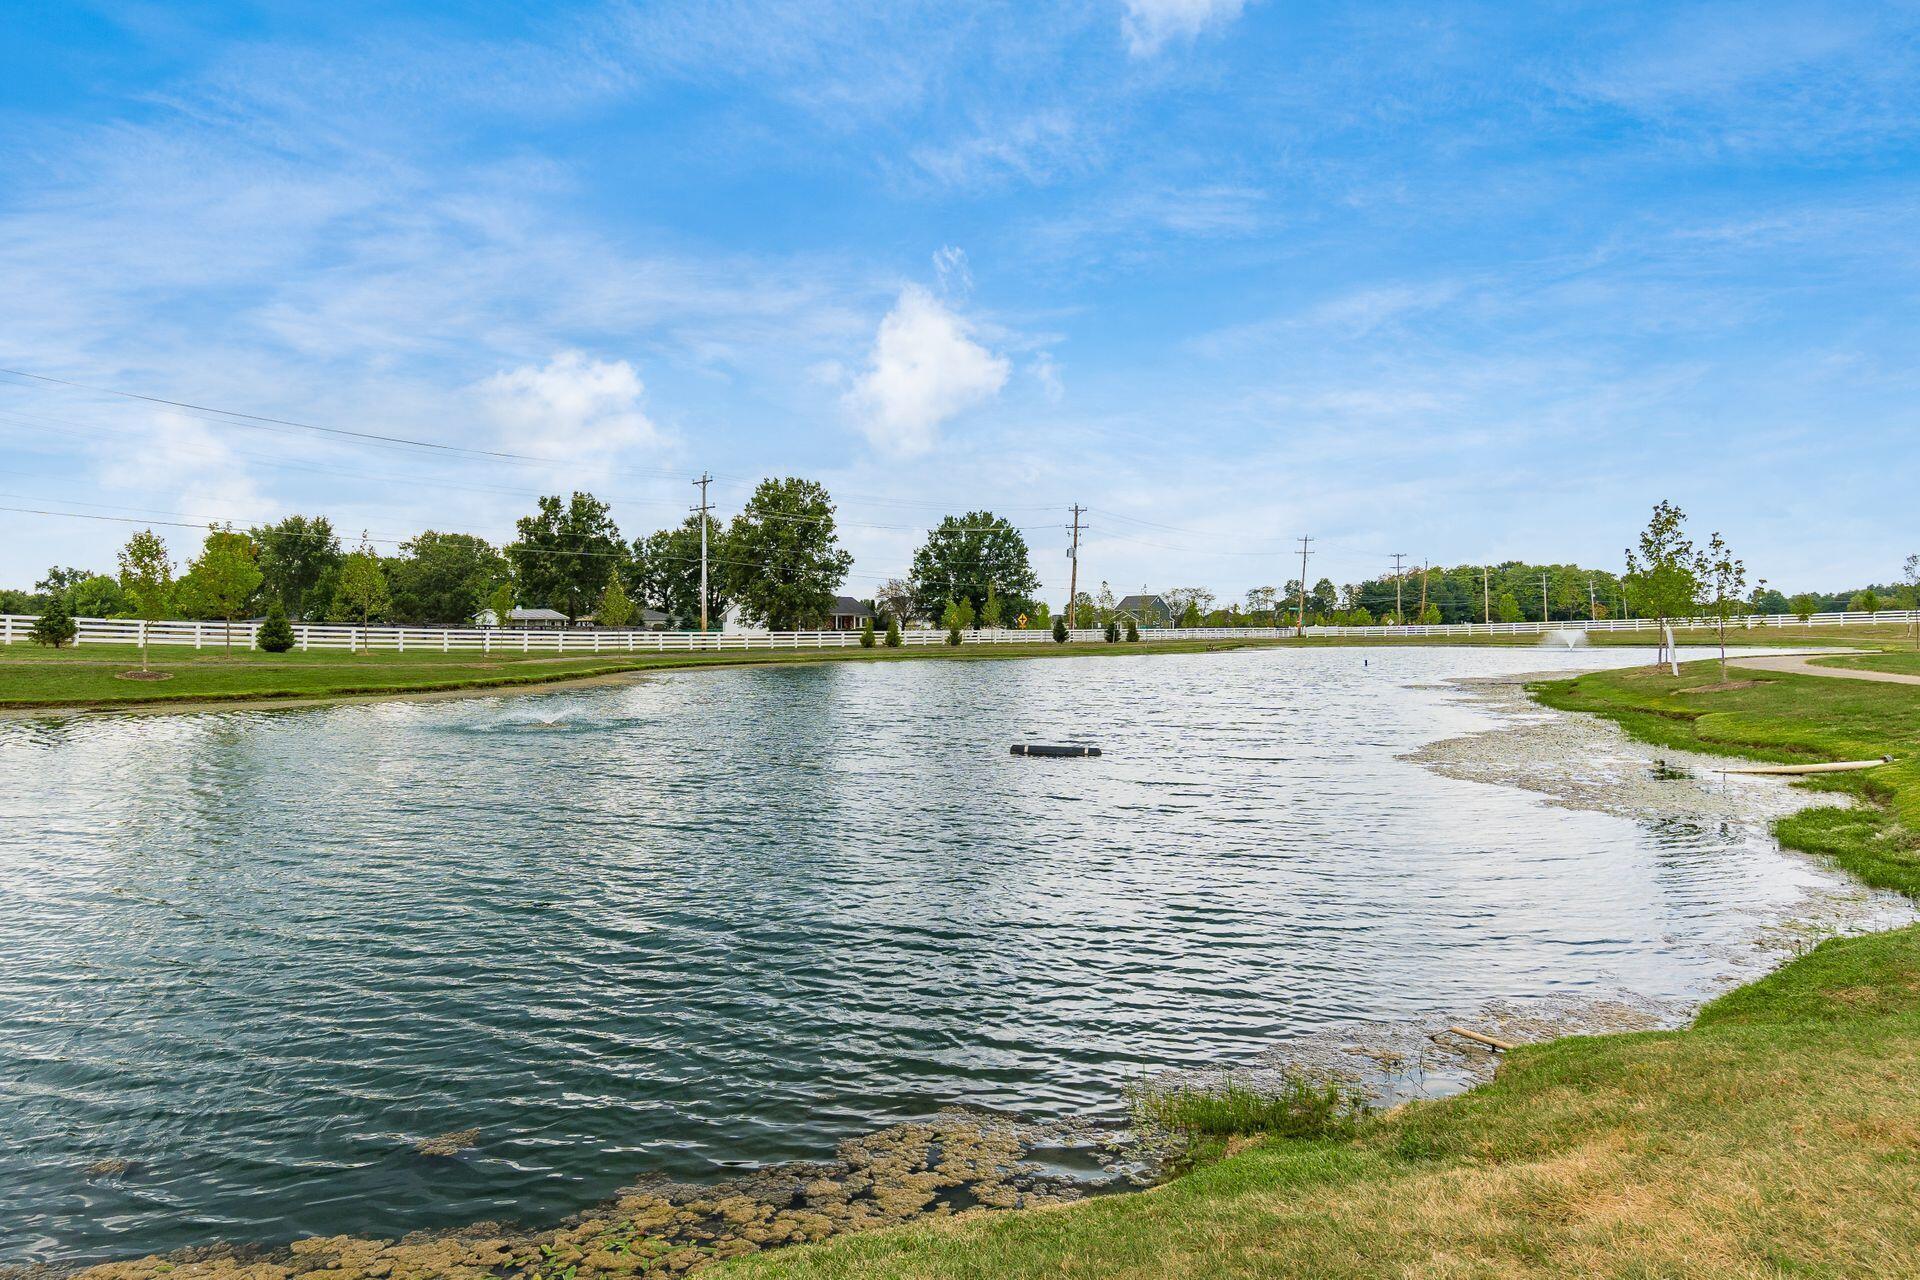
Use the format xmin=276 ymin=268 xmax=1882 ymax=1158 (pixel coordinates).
xmin=1121 ymin=0 xmax=1247 ymax=57
xmin=846 ymin=285 xmax=1009 ymax=457
xmin=480 ymin=351 xmax=662 ymax=469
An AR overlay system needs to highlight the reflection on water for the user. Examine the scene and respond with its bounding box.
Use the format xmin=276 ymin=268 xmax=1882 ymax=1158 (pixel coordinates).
xmin=0 ymin=646 xmax=1900 ymax=1264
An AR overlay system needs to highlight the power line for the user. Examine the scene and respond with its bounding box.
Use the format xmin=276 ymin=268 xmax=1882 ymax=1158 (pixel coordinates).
xmin=0 ymin=368 xmax=1065 ymax=515
xmin=0 ymin=401 xmax=1064 ymax=537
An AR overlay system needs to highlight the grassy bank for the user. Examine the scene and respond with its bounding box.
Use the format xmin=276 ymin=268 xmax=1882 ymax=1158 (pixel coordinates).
xmin=4 ymin=622 xmax=1910 ymax=712
xmin=0 ymin=636 xmax=1290 ymax=711
xmin=709 ymin=657 xmax=1920 ymax=1279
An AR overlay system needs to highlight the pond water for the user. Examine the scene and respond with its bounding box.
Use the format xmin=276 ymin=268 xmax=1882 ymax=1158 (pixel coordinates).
xmin=0 ymin=646 xmax=1900 ymax=1265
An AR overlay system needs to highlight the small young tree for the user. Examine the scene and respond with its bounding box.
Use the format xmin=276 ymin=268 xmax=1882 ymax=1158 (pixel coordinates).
xmin=980 ymin=584 xmax=1002 ymax=630
xmin=859 ymin=616 xmax=876 ymax=648
xmin=1104 ymin=619 xmax=1120 ymax=643
xmin=257 ymin=598 xmax=296 ymax=653
xmin=1125 ymin=617 xmax=1140 ymax=642
xmin=1903 ymin=553 xmax=1919 ymax=649
xmin=29 ymin=595 xmax=77 ymax=647
xmin=487 ymin=580 xmax=516 ymax=627
xmin=1788 ymin=592 xmax=1820 ymax=624
xmin=1419 ymin=602 xmax=1442 ymax=625
xmin=1053 ymin=616 xmax=1069 ymax=644
xmin=1848 ymin=588 xmax=1882 ymax=614
xmin=329 ymin=534 xmax=392 ymax=651
xmin=942 ymin=599 xmax=965 ymax=645
xmin=178 ymin=524 xmax=264 ymax=655
xmin=1624 ymin=500 xmax=1700 ymax=669
xmin=1696 ymin=529 xmax=1746 ymax=681
xmin=117 ymin=529 xmax=174 ymax=674
xmin=884 ymin=615 xmax=902 ymax=647
xmin=596 ymin=576 xmax=634 ymax=629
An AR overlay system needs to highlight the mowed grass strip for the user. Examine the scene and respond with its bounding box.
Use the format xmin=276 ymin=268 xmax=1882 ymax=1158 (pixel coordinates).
xmin=0 ymin=637 xmax=1293 ymax=709
xmin=714 ymin=658 xmax=1920 ymax=1280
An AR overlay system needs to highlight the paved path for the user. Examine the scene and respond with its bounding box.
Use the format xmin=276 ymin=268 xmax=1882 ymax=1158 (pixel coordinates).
xmin=1727 ymin=651 xmax=1920 ymax=686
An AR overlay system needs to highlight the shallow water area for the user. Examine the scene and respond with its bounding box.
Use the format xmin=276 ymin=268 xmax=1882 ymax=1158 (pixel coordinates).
xmin=0 ymin=644 xmax=1908 ymax=1267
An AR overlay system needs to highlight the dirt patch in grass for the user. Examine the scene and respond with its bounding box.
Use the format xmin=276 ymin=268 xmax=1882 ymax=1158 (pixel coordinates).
xmin=112 ymin=671 xmax=173 ymax=682
xmin=1677 ymin=679 xmax=1759 ymax=693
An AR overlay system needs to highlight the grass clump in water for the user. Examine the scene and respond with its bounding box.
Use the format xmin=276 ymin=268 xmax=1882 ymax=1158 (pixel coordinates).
xmin=1128 ymin=1072 xmax=1368 ymax=1140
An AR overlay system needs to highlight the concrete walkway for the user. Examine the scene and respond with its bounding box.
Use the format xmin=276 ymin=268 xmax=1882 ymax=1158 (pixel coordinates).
xmin=1727 ymin=651 xmax=1920 ymax=686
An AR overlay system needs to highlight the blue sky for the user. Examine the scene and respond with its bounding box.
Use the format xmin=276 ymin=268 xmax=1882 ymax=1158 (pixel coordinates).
xmin=2 ymin=0 xmax=1917 ymax=600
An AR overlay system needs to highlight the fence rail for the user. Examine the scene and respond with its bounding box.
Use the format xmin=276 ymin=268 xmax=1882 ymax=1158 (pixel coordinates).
xmin=3 ymin=610 xmax=1916 ymax=652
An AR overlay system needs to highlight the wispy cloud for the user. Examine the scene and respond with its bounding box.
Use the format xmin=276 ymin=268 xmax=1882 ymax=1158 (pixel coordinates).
xmin=1121 ymin=0 xmax=1248 ymax=57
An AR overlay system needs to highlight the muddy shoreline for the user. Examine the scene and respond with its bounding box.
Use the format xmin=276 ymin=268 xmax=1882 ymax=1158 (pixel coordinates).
xmin=11 ymin=668 xmax=1911 ymax=1280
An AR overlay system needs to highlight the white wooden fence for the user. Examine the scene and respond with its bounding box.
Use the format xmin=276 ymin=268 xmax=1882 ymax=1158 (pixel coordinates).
xmin=2 ymin=610 xmax=1915 ymax=652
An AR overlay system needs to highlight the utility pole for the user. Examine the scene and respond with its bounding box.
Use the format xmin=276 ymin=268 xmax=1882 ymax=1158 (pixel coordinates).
xmin=1295 ymin=535 xmax=1313 ymax=636
xmin=1588 ymin=576 xmax=1599 ymax=621
xmin=1065 ymin=504 xmax=1085 ymax=629
xmin=1390 ymin=553 xmax=1407 ymax=626
xmin=1540 ymin=571 xmax=1551 ymax=625
xmin=1417 ymin=561 xmax=1430 ymax=625
xmin=692 ymin=472 xmax=713 ymax=632
xmin=1482 ymin=566 xmax=1491 ymax=624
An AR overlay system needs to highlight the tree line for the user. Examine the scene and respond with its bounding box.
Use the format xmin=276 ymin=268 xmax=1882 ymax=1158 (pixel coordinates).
xmin=7 ymin=493 xmax=1914 ymax=638
xmin=3 ymin=481 xmax=1061 ymax=637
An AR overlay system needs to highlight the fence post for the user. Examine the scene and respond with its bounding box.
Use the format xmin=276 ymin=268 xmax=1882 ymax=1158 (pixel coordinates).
xmin=194 ymin=621 xmax=203 ymax=650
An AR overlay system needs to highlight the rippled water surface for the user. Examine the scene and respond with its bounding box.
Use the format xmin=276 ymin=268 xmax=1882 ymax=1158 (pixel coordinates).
xmin=0 ymin=646 xmax=1895 ymax=1264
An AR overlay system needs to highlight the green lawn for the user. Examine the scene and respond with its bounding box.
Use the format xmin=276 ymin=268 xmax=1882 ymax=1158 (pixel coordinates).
xmin=705 ymin=657 xmax=1920 ymax=1279
xmin=7 ymin=622 xmax=1912 ymax=712
xmin=0 ymin=636 xmax=1292 ymax=710
xmin=1820 ymin=650 xmax=1920 ymax=677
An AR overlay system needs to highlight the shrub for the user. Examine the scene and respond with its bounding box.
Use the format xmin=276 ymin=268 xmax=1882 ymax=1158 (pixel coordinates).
xmin=946 ymin=623 xmax=962 ymax=646
xmin=1053 ymin=616 xmax=1069 ymax=644
xmin=29 ymin=597 xmax=77 ymax=648
xmin=884 ymin=615 xmax=902 ymax=647
xmin=257 ymin=599 xmax=296 ymax=653
xmin=1125 ymin=618 xmax=1140 ymax=642
xmin=859 ymin=617 xmax=876 ymax=648
xmin=1104 ymin=620 xmax=1120 ymax=643
xmin=1128 ymin=1072 xmax=1368 ymax=1140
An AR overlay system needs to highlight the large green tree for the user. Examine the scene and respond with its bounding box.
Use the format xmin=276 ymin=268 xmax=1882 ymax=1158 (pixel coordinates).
xmin=116 ymin=529 xmax=175 ymax=673
xmin=177 ymin=524 xmax=265 ymax=654
xmin=69 ymin=574 xmax=126 ymax=618
xmin=722 ymin=477 xmax=853 ymax=629
xmin=388 ymin=531 xmax=510 ymax=625
xmin=509 ymin=493 xmax=623 ymax=622
xmin=907 ymin=512 xmax=1041 ymax=623
xmin=628 ymin=512 xmax=729 ymax=628
xmin=251 ymin=515 xmax=342 ymax=620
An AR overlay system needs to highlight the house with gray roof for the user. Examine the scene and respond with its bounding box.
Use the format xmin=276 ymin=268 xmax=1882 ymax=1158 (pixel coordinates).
xmin=1114 ymin=593 xmax=1173 ymax=626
